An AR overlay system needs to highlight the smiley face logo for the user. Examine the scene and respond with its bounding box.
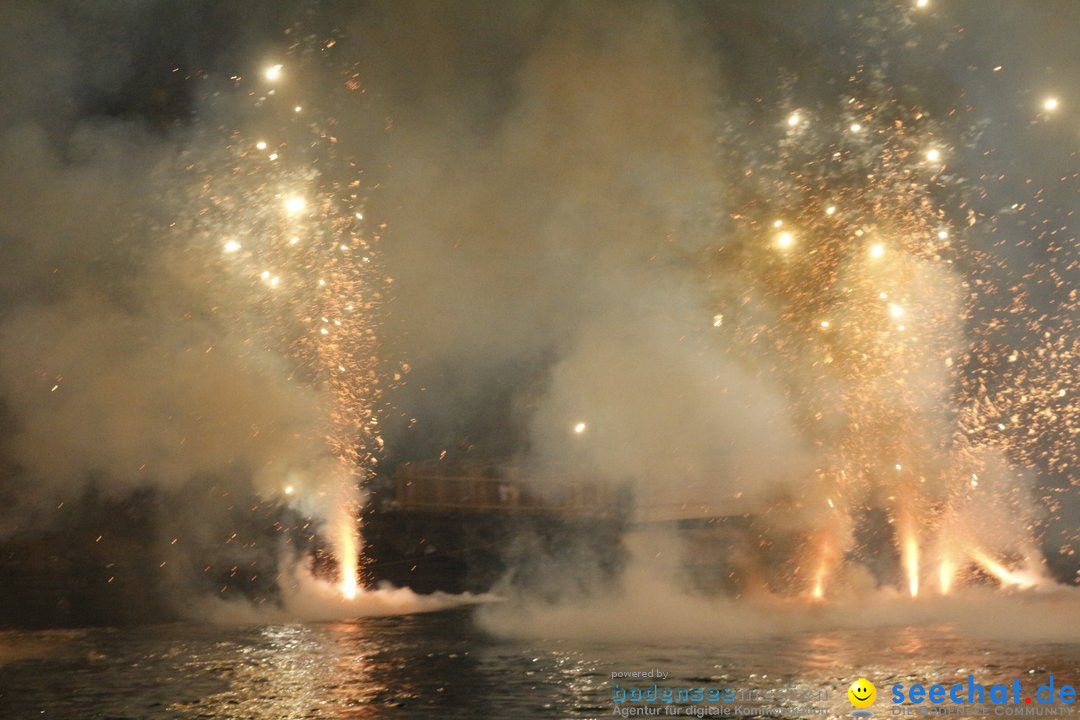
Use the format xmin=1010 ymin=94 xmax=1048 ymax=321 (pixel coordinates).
xmin=848 ymin=678 xmax=877 ymax=708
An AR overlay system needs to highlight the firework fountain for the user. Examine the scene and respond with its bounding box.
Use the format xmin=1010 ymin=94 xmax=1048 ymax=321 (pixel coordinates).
xmin=690 ymin=13 xmax=1075 ymax=600
xmin=177 ymin=41 xmax=384 ymax=602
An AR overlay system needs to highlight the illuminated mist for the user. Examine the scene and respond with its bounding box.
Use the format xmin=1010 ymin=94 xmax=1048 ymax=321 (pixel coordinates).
xmin=0 ymin=0 xmax=1076 ymax=629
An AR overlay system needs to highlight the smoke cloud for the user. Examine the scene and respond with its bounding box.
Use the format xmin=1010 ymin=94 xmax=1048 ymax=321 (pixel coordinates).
xmin=0 ymin=0 xmax=1074 ymax=627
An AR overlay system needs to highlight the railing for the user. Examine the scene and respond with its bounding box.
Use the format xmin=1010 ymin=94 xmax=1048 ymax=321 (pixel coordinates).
xmin=391 ymin=464 xmax=749 ymax=523
xmin=392 ymin=464 xmax=616 ymax=518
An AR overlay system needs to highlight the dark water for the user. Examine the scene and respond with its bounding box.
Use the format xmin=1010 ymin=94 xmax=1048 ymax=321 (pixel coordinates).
xmin=2 ymin=609 xmax=1078 ymax=719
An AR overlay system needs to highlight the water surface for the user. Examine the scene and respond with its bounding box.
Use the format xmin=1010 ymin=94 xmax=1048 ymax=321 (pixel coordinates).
xmin=2 ymin=609 xmax=1078 ymax=719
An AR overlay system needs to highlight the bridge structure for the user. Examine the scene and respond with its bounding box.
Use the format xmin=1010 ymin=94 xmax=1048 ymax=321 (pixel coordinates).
xmin=390 ymin=461 xmax=745 ymax=527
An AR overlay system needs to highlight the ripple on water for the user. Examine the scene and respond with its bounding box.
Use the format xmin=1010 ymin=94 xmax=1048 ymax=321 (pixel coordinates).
xmin=0 ymin=612 xmax=1077 ymax=719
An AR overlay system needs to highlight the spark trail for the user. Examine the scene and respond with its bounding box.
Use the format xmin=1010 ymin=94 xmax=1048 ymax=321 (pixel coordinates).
xmin=176 ymin=40 xmax=385 ymax=599
xmin=708 ymin=2 xmax=1077 ymax=597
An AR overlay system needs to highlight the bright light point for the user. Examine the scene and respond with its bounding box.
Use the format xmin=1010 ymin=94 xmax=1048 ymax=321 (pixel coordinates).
xmin=825 ymin=206 xmax=836 ymax=215
xmin=294 ymin=105 xmax=302 ymax=113
xmin=289 ymin=236 xmax=300 ymax=245
xmin=283 ymin=485 xmax=295 ymax=495
xmin=787 ymin=112 xmax=801 ymax=127
xmin=712 ymin=313 xmax=724 ymax=327
xmin=870 ymin=243 xmax=885 ymax=258
xmin=776 ymin=231 xmax=794 ymax=248
xmin=265 ymin=64 xmax=283 ymax=81
xmin=355 ymin=212 xmax=364 ymax=220
xmin=255 ymin=141 xmax=267 ymax=151
xmin=904 ymin=534 xmax=920 ymax=598
xmin=889 ymin=303 xmax=904 ymax=318
xmin=573 ymin=421 xmax=587 ymax=434
xmin=819 ymin=320 xmax=830 ymax=329
xmin=895 ymin=463 xmax=903 ymax=471
xmin=223 ymin=240 xmax=241 ymax=253
xmin=319 ymin=327 xmax=329 ymax=335
xmin=937 ymin=229 xmax=949 ymax=240
xmin=926 ymin=148 xmax=941 ymax=163
xmin=284 ymin=196 xmax=306 ymax=214
xmin=260 ymin=270 xmax=270 ymax=280
xmin=1042 ymin=97 xmax=1059 ymax=112
xmin=270 ymin=276 xmax=280 ymax=287
xmin=850 ymin=122 xmax=863 ymax=132
xmin=268 ymin=153 xmax=279 ymax=161
xmin=916 ymin=0 xmax=929 ymax=7
xmin=879 ymin=292 xmax=889 ymax=300
xmin=897 ymin=324 xmax=906 ymax=332
xmin=773 ymin=219 xmax=783 ymax=228
xmin=341 ymin=580 xmax=358 ymax=601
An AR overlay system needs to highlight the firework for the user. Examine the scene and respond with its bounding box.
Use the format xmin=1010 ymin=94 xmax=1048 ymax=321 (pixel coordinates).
xmin=708 ymin=4 xmax=1077 ymax=597
xmin=177 ymin=50 xmax=385 ymax=600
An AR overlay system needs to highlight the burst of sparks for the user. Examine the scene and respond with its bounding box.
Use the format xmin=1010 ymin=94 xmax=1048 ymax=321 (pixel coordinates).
xmin=179 ymin=43 xmax=387 ymax=601
xmin=711 ymin=17 xmax=1078 ymax=598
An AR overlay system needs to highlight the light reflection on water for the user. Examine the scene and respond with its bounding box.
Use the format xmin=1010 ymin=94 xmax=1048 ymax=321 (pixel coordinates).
xmin=1 ymin=609 xmax=1077 ymax=719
